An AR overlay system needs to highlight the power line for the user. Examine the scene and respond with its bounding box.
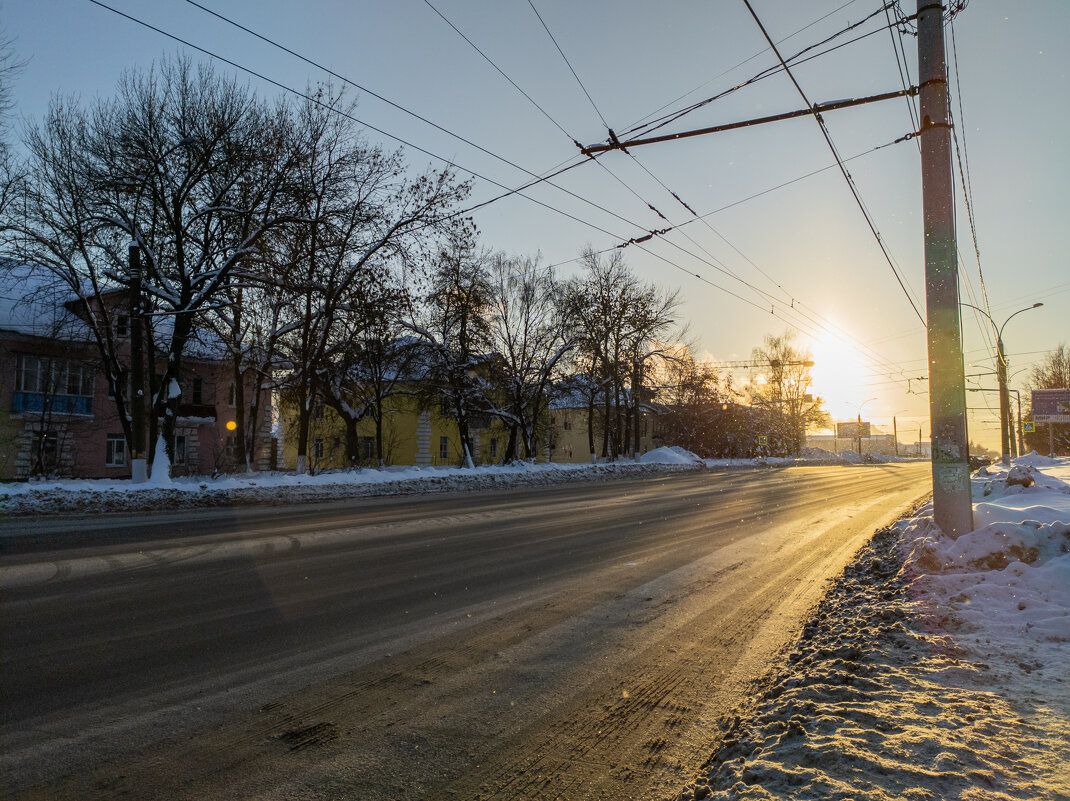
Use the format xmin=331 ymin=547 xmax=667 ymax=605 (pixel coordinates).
xmin=883 ymin=0 xmax=921 ymax=149
xmin=622 ymin=0 xmax=865 ymax=134
xmin=421 ymin=0 xmax=583 ymax=148
xmin=740 ymin=0 xmax=926 ymax=327
xmin=621 ymin=5 xmax=908 ymax=144
xmin=84 ymin=0 xmax=641 ymax=246
xmin=525 ymin=0 xmax=610 ymax=130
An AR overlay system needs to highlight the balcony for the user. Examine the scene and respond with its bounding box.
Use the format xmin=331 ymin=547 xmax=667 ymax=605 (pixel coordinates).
xmin=12 ymin=391 xmax=93 ymax=416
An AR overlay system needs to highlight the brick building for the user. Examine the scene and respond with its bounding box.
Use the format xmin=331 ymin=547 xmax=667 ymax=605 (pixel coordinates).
xmin=1 ymin=264 xmax=271 ymax=479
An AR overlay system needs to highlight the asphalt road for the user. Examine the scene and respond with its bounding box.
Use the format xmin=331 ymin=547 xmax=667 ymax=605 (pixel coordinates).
xmin=1 ymin=463 xmax=931 ymax=800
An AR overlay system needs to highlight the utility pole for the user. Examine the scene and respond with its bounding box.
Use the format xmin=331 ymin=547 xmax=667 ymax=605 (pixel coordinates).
xmin=128 ymin=242 xmax=148 ymax=483
xmin=893 ymin=415 xmax=899 ymax=457
xmin=1015 ymin=391 xmax=1024 ymax=455
xmin=996 ymin=336 xmax=1012 ymax=465
xmin=918 ymin=0 xmax=972 ymax=535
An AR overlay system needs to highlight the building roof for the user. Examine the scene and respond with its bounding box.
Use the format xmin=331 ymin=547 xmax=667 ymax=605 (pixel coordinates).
xmin=0 ymin=262 xmax=89 ymax=341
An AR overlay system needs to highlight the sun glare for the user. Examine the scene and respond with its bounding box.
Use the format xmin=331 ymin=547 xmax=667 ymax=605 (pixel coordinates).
xmin=809 ymin=334 xmax=870 ymax=420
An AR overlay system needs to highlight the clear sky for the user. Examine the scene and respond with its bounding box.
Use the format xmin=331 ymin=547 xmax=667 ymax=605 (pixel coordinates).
xmin=3 ymin=0 xmax=1067 ymax=451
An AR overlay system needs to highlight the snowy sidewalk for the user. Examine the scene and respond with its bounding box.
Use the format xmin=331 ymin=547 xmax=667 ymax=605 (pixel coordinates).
xmin=0 ymin=446 xmax=896 ymax=517
xmin=678 ymin=454 xmax=1070 ymax=801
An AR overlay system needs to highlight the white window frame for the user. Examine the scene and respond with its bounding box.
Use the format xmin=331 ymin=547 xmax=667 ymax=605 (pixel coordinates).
xmin=105 ymin=434 xmax=126 ymax=467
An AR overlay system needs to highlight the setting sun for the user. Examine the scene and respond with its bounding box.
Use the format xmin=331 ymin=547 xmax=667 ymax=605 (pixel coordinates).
xmin=808 ymin=333 xmax=871 ymax=420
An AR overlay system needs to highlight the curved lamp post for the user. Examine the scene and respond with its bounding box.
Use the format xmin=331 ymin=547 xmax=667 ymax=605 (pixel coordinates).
xmin=961 ymin=302 xmax=1044 ymax=466
xmin=854 ymin=397 xmax=878 ymax=457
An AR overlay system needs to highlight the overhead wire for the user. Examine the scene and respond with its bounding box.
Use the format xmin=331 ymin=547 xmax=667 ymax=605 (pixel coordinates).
xmin=620 ymin=6 xmax=909 ymax=144
xmin=516 ymin=0 xmax=922 ymax=385
xmin=84 ymin=0 xmax=648 ymax=248
xmin=95 ymin=0 xmax=934 ymax=399
xmin=740 ymin=0 xmax=926 ymax=327
xmin=622 ymin=0 xmax=865 ymax=134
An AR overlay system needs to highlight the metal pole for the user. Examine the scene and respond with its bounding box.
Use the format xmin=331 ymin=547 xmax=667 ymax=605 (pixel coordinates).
xmin=893 ymin=416 xmax=899 ymax=457
xmin=996 ymin=336 xmax=1011 ymax=465
xmin=128 ymin=243 xmax=148 ymax=483
xmin=1015 ymin=391 xmax=1024 ymax=454
xmin=918 ymin=0 xmax=972 ymax=535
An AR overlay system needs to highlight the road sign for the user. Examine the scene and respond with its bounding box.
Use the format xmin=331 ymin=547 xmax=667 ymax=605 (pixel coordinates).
xmin=757 ymin=435 xmax=768 ymax=447
xmin=1023 ymin=420 xmax=1036 ymax=434
xmin=1032 ymin=388 xmax=1070 ymax=423
xmin=836 ymin=422 xmax=871 ymax=439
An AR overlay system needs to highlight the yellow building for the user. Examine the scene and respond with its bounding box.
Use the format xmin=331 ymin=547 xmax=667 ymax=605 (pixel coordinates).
xmin=279 ymin=386 xmax=665 ymax=471
xmin=546 ymin=394 xmax=662 ymax=463
xmin=279 ymin=392 xmax=523 ymax=471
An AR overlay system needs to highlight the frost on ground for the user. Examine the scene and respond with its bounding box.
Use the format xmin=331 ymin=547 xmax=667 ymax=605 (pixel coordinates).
xmin=678 ymin=455 xmax=1070 ymax=801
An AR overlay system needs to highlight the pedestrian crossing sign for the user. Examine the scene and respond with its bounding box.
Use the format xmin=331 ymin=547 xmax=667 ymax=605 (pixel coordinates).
xmin=1023 ymin=421 xmax=1036 ymax=433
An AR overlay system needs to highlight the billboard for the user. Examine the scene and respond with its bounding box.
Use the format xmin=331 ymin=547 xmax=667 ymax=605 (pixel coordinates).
xmin=837 ymin=421 xmax=871 ymax=439
xmin=1032 ymin=389 xmax=1070 ymax=423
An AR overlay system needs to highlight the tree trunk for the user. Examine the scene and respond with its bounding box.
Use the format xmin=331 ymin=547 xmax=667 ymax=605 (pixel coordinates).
xmin=505 ymin=425 xmax=518 ymax=463
xmin=344 ymin=414 xmax=359 ymax=468
xmin=296 ymin=386 xmax=311 ymax=474
xmin=375 ymin=406 xmax=385 ymax=468
xmin=232 ymin=354 xmax=246 ymax=473
xmin=587 ymin=392 xmax=596 ymax=462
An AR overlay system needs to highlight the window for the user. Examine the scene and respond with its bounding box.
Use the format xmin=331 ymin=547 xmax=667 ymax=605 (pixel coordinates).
xmin=14 ymin=355 xmax=93 ymax=415
xmin=33 ymin=432 xmax=61 ymax=474
xmin=563 ymin=419 xmax=573 ymax=431
xmin=361 ymin=436 xmax=375 ymax=460
xmin=173 ymin=435 xmax=186 ymax=465
xmin=313 ymin=399 xmax=324 ymax=420
xmin=115 ymin=314 xmax=129 ymax=337
xmin=191 ymin=378 xmax=204 ymax=405
xmin=107 ymin=371 xmax=131 ymax=400
xmin=228 ymin=382 xmax=236 ymax=407
xmin=489 ymin=438 xmax=498 ymax=459
xmin=439 ymin=436 xmax=449 ymax=460
xmin=105 ymin=435 xmax=126 ymax=467
xmin=439 ymin=396 xmax=451 ymax=418
xmin=313 ymin=438 xmax=324 ymax=459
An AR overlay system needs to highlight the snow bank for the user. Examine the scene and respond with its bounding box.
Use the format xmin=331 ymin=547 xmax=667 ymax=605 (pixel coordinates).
xmin=678 ymin=455 xmax=1070 ymax=801
xmin=640 ymin=446 xmax=703 ymax=465
xmin=0 ymin=458 xmax=708 ymax=516
xmin=798 ymin=446 xmax=840 ymax=461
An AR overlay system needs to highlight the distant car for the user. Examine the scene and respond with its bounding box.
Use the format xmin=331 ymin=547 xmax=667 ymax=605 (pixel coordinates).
xmin=969 ymin=454 xmax=992 ymax=471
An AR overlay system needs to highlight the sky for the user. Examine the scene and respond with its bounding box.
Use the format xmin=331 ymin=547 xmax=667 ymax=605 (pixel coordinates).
xmin=3 ymin=0 xmax=1067 ymax=451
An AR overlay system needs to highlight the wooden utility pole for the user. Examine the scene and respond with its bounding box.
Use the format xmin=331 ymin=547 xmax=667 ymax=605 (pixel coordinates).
xmin=128 ymin=242 xmax=148 ymax=483
xmin=918 ymin=0 xmax=972 ymax=534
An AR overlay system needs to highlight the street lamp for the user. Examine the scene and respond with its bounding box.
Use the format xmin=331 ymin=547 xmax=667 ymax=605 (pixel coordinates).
xmin=854 ymin=397 xmax=877 ymax=458
xmin=961 ymin=302 xmax=1044 ymax=466
xmin=890 ymin=408 xmax=910 ymax=457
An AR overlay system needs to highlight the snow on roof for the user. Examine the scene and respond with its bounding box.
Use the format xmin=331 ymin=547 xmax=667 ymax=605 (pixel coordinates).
xmin=0 ymin=263 xmax=88 ymax=340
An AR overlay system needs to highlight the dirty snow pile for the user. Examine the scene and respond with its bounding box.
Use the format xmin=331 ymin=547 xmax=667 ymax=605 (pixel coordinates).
xmin=677 ymin=454 xmax=1070 ymax=801
xmin=641 ymin=446 xmax=706 ymax=466
xmin=0 ymin=454 xmax=708 ymax=515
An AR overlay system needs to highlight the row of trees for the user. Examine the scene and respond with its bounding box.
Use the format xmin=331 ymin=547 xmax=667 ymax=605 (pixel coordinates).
xmin=1 ymin=55 xmax=825 ymax=474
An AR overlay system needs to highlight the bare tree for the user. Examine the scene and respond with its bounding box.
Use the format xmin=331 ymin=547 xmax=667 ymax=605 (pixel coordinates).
xmin=275 ymin=87 xmax=469 ymax=473
xmin=406 ymin=237 xmax=492 ymax=469
xmin=747 ymin=330 xmax=829 ymax=455
xmin=5 ymin=56 xmax=304 ymax=474
xmin=486 ymin=253 xmax=573 ymax=461
xmin=1024 ymin=342 xmax=1069 ymax=455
